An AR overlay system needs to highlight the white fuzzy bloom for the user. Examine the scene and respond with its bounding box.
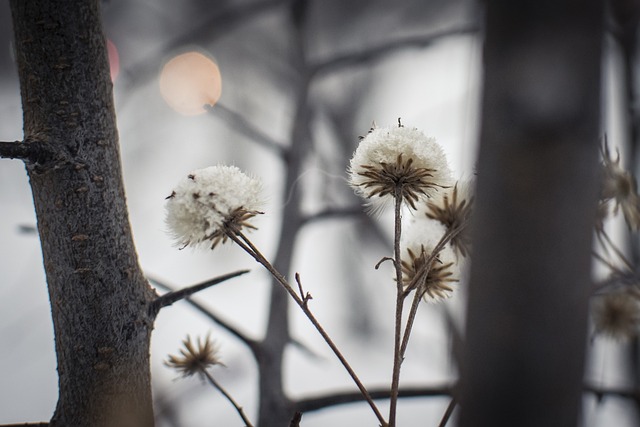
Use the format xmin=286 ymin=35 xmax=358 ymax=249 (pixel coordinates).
xmin=349 ymin=125 xmax=452 ymax=210
xmin=403 ymin=217 xmax=448 ymax=254
xmin=165 ymin=165 xmax=263 ymax=249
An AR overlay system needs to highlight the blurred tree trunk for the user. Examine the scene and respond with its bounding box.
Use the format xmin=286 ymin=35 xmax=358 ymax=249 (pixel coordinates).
xmin=460 ymin=1 xmax=603 ymax=427
xmin=10 ymin=1 xmax=155 ymax=426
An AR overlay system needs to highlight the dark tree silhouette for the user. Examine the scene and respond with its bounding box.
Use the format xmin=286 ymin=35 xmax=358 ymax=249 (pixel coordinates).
xmin=460 ymin=1 xmax=604 ymax=426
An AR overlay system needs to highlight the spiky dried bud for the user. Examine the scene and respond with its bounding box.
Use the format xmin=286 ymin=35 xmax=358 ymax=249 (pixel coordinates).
xmin=165 ymin=165 xmax=263 ymax=249
xmin=165 ymin=335 xmax=224 ymax=378
xmin=425 ymin=180 xmax=474 ymax=257
xmin=601 ymin=141 xmax=640 ymax=230
xmin=592 ymin=291 xmax=640 ymax=340
xmin=349 ymin=124 xmax=452 ymax=211
xmin=401 ymin=219 xmax=458 ymax=301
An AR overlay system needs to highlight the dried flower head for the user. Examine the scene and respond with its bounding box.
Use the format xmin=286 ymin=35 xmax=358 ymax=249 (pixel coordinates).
xmin=349 ymin=123 xmax=452 ymax=211
xmin=601 ymin=141 xmax=640 ymax=230
xmin=165 ymin=335 xmax=224 ymax=378
xmin=401 ymin=219 xmax=457 ymax=301
xmin=592 ymin=291 xmax=640 ymax=340
xmin=425 ymin=180 xmax=474 ymax=257
xmin=165 ymin=165 xmax=263 ymax=249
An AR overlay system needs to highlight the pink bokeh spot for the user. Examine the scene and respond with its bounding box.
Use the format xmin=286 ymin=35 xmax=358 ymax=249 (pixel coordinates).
xmin=107 ymin=39 xmax=120 ymax=82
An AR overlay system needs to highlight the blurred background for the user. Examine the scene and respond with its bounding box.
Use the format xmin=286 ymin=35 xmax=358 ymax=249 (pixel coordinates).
xmin=0 ymin=0 xmax=637 ymax=426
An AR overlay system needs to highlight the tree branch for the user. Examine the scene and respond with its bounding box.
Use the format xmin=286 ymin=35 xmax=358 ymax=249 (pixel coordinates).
xmin=583 ymin=382 xmax=640 ymax=403
xmin=300 ymin=206 xmax=363 ymax=226
xmin=310 ymin=25 xmax=479 ymax=77
xmin=593 ymin=270 xmax=640 ymax=294
xmin=206 ymin=104 xmax=288 ymax=157
xmin=288 ymin=412 xmax=303 ymax=427
xmin=150 ymin=270 xmax=250 ymax=315
xmin=438 ymin=398 xmax=458 ymax=427
xmin=119 ymin=0 xmax=288 ymax=94
xmin=291 ymin=381 xmax=640 ymax=415
xmin=293 ymin=384 xmax=455 ymax=413
xmin=0 ymin=140 xmax=30 ymax=159
xmin=0 ymin=137 xmax=61 ymax=166
xmin=0 ymin=424 xmax=49 ymax=427
xmin=148 ymin=276 xmax=259 ymax=352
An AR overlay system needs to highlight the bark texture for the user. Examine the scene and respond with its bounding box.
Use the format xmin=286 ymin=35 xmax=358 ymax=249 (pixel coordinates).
xmin=460 ymin=1 xmax=603 ymax=427
xmin=10 ymin=1 xmax=155 ymax=426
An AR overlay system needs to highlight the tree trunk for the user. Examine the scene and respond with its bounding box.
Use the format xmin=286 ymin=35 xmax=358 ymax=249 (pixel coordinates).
xmin=460 ymin=1 xmax=603 ymax=427
xmin=10 ymin=1 xmax=156 ymax=425
xmin=256 ymin=2 xmax=310 ymax=425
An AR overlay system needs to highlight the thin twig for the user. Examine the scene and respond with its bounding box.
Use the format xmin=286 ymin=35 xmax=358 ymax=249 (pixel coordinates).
xmin=375 ymin=256 xmax=395 ymax=269
xmin=592 ymin=250 xmax=629 ymax=277
xmin=295 ymin=272 xmax=312 ymax=306
xmin=151 ymin=270 xmax=250 ymax=314
xmin=202 ymin=369 xmax=255 ymax=427
xmin=295 ymin=272 xmax=305 ymax=300
xmin=227 ymin=230 xmax=388 ymax=427
xmin=293 ymin=384 xmax=455 ymax=413
xmin=206 ymin=103 xmax=288 ymax=158
xmin=438 ymin=397 xmax=458 ymax=427
xmin=597 ymin=228 xmax=634 ymax=272
xmin=403 ymin=220 xmax=468 ymax=297
xmin=399 ymin=224 xmax=464 ymax=358
xmin=288 ymin=412 xmax=303 ymax=427
xmin=399 ymin=286 xmax=425 ymax=359
xmin=300 ymin=206 xmax=363 ymax=226
xmin=389 ymin=189 xmax=405 ymax=427
xmin=310 ymin=25 xmax=479 ymax=77
xmin=148 ymin=277 xmax=259 ymax=352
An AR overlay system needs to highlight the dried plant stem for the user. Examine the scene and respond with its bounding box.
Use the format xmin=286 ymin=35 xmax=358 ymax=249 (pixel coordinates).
xmin=201 ymin=368 xmax=254 ymax=427
xmin=392 ymin=220 xmax=469 ymax=425
xmin=592 ymin=250 xmax=629 ymax=277
xmin=596 ymin=228 xmax=634 ymax=272
xmin=227 ymin=230 xmax=388 ymax=427
xmin=438 ymin=397 xmax=458 ymax=427
xmin=403 ymin=220 xmax=468 ymax=297
xmin=389 ymin=189 xmax=405 ymax=427
xmin=399 ymin=225 xmax=461 ymax=358
xmin=399 ymin=287 xmax=424 ymax=359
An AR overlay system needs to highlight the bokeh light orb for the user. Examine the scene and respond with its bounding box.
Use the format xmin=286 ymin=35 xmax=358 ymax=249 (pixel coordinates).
xmin=159 ymin=51 xmax=222 ymax=116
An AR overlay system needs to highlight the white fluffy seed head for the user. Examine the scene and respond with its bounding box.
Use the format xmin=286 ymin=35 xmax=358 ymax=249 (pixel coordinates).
xmin=165 ymin=165 xmax=263 ymax=249
xmin=349 ymin=125 xmax=453 ymax=210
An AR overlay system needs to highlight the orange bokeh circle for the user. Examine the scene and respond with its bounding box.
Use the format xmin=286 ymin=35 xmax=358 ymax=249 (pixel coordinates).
xmin=159 ymin=51 xmax=222 ymax=116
